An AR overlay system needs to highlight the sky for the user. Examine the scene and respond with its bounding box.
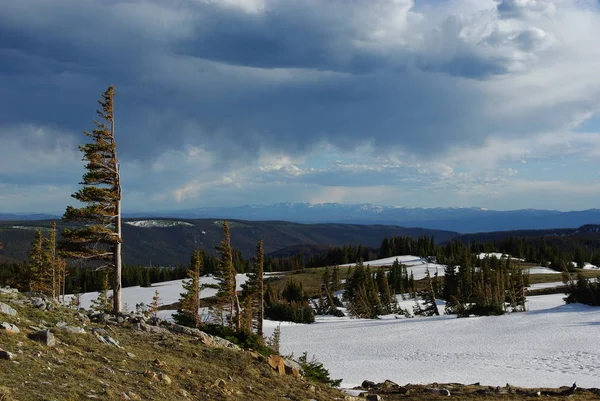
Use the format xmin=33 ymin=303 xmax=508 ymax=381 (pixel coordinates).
xmin=1 ymin=0 xmax=600 ymax=213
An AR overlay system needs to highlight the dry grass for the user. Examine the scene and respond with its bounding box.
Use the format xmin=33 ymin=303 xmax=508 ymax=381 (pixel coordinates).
xmin=0 ymin=293 xmax=345 ymax=401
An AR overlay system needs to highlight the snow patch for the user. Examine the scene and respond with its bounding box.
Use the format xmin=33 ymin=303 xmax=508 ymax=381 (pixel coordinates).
xmin=124 ymin=220 xmax=194 ymax=228
xmin=70 ymin=274 xmax=249 ymax=310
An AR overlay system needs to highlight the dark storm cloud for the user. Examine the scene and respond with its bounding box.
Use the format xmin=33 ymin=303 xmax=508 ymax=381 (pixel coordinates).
xmin=0 ymin=0 xmax=597 ymax=174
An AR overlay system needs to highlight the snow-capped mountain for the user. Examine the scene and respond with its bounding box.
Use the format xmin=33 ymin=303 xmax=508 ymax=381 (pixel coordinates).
xmin=128 ymin=204 xmax=600 ymax=233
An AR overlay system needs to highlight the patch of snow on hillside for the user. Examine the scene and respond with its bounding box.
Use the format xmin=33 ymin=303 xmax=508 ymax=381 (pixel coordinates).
xmin=271 ymin=293 xmax=600 ymax=389
xmin=340 ymin=256 xmax=446 ymax=280
xmin=477 ymin=252 xmax=525 ymax=262
xmin=527 ymin=281 xmax=565 ymax=290
xmin=583 ymin=262 xmax=599 ymax=270
xmin=527 ymin=267 xmax=561 ymax=275
xmin=72 ymin=274 xmax=248 ymax=310
xmin=124 ymin=220 xmax=194 ymax=228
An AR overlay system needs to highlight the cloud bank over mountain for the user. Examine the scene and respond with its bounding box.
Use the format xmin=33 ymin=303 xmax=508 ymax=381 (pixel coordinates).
xmin=1 ymin=0 xmax=600 ymax=212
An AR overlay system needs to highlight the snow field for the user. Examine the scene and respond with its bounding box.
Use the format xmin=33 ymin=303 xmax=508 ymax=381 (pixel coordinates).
xmin=270 ymin=294 xmax=600 ymax=389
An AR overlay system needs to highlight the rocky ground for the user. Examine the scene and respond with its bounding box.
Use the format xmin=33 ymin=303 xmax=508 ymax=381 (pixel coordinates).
xmin=0 ymin=288 xmax=346 ymax=401
xmin=352 ymin=379 xmax=600 ymax=400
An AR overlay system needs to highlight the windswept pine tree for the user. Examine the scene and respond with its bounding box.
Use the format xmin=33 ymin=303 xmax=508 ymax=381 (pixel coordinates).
xmin=241 ymin=239 xmax=265 ymax=334
xmin=27 ymin=230 xmax=49 ymax=293
xmin=174 ymin=249 xmax=204 ymax=327
xmin=214 ymin=221 xmax=241 ymax=330
xmin=61 ymin=85 xmax=123 ymax=314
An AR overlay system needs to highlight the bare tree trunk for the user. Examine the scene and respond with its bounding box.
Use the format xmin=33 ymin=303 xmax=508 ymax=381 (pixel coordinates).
xmin=113 ymin=188 xmax=122 ymax=314
xmin=257 ymin=240 xmax=264 ymax=336
xmin=112 ymin=99 xmax=122 ymax=315
xmin=51 ymin=222 xmax=57 ymax=301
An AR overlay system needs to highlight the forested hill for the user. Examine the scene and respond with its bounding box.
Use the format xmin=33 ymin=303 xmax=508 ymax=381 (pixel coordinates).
xmin=0 ymin=219 xmax=457 ymax=266
xmin=451 ymin=225 xmax=600 ymax=244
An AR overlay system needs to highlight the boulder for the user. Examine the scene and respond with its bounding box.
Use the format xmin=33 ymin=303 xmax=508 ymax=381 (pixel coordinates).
xmin=158 ymin=373 xmax=172 ymax=385
xmin=28 ymin=330 xmax=56 ymax=347
xmin=0 ymin=287 xmax=18 ymax=295
xmin=1 ymin=322 xmax=20 ymax=334
xmin=90 ymin=313 xmax=109 ymax=323
xmin=361 ymin=380 xmax=376 ymax=389
xmin=378 ymin=380 xmax=407 ymax=394
xmin=365 ymin=395 xmax=383 ymax=401
xmin=0 ymin=302 xmax=17 ymax=316
xmin=93 ymin=333 xmax=122 ymax=348
xmin=127 ymin=392 xmax=142 ymax=400
xmin=425 ymin=388 xmax=450 ymax=396
xmin=268 ymin=355 xmax=286 ymax=376
xmin=62 ymin=326 xmax=86 ymax=334
xmin=283 ymin=358 xmax=303 ymax=377
xmin=0 ymin=349 xmax=14 ymax=360
xmin=30 ymin=297 xmax=46 ymax=310
xmin=23 ymin=292 xmax=49 ymax=301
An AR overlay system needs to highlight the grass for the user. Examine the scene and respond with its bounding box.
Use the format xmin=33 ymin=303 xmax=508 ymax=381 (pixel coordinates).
xmin=0 ymin=292 xmax=346 ymax=401
xmin=264 ymin=262 xmax=600 ymax=297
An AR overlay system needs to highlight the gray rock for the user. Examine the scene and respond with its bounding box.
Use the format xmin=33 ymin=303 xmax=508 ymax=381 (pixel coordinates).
xmin=30 ymin=297 xmax=46 ymax=310
xmin=0 ymin=287 xmax=18 ymax=295
xmin=62 ymin=326 xmax=86 ymax=334
xmin=140 ymin=324 xmax=169 ymax=334
xmin=426 ymin=388 xmax=451 ymax=396
xmin=28 ymin=330 xmax=56 ymax=347
xmin=23 ymin=292 xmax=49 ymax=301
xmin=0 ymin=302 xmax=17 ymax=316
xmin=94 ymin=333 xmax=122 ymax=348
xmin=91 ymin=328 xmax=108 ymax=335
xmin=365 ymin=395 xmax=383 ymax=401
xmin=0 ymin=322 xmax=20 ymax=334
xmin=90 ymin=313 xmax=108 ymax=323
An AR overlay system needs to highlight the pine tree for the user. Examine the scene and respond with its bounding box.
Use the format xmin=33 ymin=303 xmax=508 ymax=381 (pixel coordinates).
xmin=48 ymin=222 xmax=60 ymax=301
xmin=61 ymin=85 xmax=123 ymax=314
xmin=214 ymin=221 xmax=241 ymax=330
xmin=91 ymin=269 xmax=111 ymax=313
xmin=345 ymin=260 xmax=380 ymax=319
xmin=57 ymin=257 xmax=68 ymax=304
xmin=322 ymin=266 xmax=332 ymax=293
xmin=376 ymin=267 xmax=393 ymax=315
xmin=267 ymin=323 xmax=281 ymax=353
xmin=173 ymin=250 xmax=203 ymax=327
xmin=331 ymin=265 xmax=341 ymax=293
xmin=443 ymin=264 xmax=458 ymax=313
xmin=27 ymin=230 xmax=50 ymax=294
xmin=242 ymin=239 xmax=265 ymax=335
xmin=420 ymin=269 xmax=440 ymax=316
xmin=151 ymin=290 xmax=161 ymax=318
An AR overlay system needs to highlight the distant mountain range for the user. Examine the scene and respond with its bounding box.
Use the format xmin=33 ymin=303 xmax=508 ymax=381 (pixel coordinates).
xmin=2 ymin=203 xmax=600 ymax=233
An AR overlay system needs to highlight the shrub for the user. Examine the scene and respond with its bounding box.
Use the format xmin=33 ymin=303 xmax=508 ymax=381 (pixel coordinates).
xmin=298 ymin=352 xmax=342 ymax=387
xmin=201 ymin=323 xmax=272 ymax=356
xmin=265 ymin=302 xmax=315 ymax=324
